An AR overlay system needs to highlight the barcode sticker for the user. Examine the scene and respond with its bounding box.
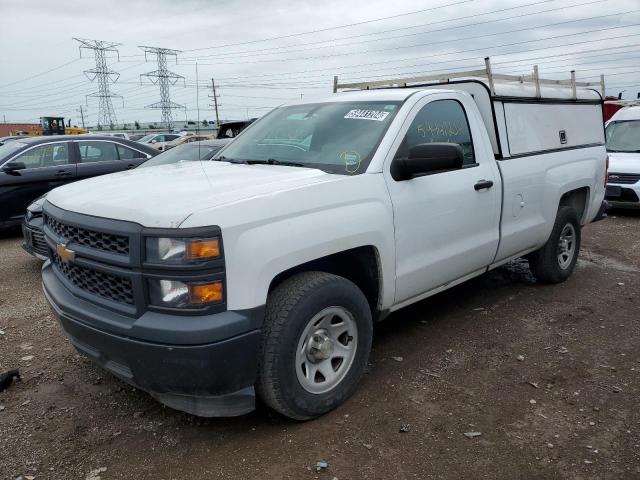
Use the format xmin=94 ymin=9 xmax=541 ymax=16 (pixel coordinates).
xmin=344 ymin=109 xmax=390 ymax=121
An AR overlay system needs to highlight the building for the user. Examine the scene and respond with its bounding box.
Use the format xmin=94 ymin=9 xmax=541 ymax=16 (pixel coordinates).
xmin=0 ymin=123 xmax=41 ymax=137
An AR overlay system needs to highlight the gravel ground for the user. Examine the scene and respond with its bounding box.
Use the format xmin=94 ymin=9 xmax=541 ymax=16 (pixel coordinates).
xmin=0 ymin=212 xmax=638 ymax=480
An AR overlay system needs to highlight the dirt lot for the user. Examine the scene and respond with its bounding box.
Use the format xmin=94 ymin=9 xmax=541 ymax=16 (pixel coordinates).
xmin=0 ymin=212 xmax=638 ymax=480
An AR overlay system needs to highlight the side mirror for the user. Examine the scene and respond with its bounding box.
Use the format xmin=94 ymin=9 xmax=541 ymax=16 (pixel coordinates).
xmin=150 ymin=139 xmax=158 ymax=144
xmin=391 ymin=143 xmax=464 ymax=181
xmin=2 ymin=161 xmax=27 ymax=173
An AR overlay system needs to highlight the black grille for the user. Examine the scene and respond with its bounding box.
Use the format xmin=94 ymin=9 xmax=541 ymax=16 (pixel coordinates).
xmin=53 ymin=253 xmax=134 ymax=305
xmin=45 ymin=215 xmax=129 ymax=255
xmin=608 ymin=172 xmax=640 ymax=185
xmin=30 ymin=228 xmax=48 ymax=257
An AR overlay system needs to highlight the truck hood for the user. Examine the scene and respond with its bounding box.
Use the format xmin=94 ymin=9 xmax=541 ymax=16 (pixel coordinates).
xmin=45 ymin=161 xmax=337 ymax=227
xmin=608 ymin=152 xmax=640 ymax=174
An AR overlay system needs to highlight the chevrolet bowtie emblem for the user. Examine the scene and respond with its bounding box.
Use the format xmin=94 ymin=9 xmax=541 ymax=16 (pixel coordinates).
xmin=56 ymin=243 xmax=76 ymax=264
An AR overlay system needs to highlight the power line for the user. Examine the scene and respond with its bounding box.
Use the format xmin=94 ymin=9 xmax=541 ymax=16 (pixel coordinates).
xmin=180 ymin=0 xmax=475 ymax=53
xmin=210 ymin=45 xmax=640 ymax=87
xmin=0 ymin=58 xmax=81 ymax=89
xmin=181 ymin=0 xmax=603 ymax=60
xmin=189 ymin=15 xmax=640 ymax=65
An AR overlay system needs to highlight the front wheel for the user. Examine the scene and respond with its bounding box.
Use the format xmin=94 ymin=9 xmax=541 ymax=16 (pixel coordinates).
xmin=257 ymin=271 xmax=373 ymax=420
xmin=528 ymin=206 xmax=581 ymax=284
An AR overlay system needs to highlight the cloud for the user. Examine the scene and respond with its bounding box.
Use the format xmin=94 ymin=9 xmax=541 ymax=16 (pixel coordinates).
xmin=0 ymin=0 xmax=638 ymax=126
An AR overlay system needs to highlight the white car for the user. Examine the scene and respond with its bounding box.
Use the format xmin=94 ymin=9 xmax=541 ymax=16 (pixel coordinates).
xmin=137 ymin=133 xmax=183 ymax=151
xmin=605 ymin=106 xmax=640 ymax=208
xmin=41 ymin=71 xmax=606 ymax=420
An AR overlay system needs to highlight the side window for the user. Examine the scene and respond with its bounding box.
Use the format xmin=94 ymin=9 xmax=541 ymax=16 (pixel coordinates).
xmin=116 ymin=144 xmax=144 ymax=160
xmin=12 ymin=143 xmax=69 ymax=168
xmin=78 ymin=141 xmax=118 ymax=163
xmin=396 ymin=100 xmax=475 ymax=166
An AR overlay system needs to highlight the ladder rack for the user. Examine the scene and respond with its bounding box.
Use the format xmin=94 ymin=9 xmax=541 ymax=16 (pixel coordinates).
xmin=332 ymin=57 xmax=605 ymax=100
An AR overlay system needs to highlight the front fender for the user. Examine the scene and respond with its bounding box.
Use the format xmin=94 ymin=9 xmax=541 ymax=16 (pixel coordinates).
xmin=182 ymin=174 xmax=396 ymax=311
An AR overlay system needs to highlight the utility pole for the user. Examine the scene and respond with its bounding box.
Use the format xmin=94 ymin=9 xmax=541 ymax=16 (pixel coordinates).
xmin=139 ymin=46 xmax=185 ymax=129
xmin=77 ymin=105 xmax=86 ymax=129
xmin=74 ymin=38 xmax=121 ymax=128
xmin=209 ymin=78 xmax=220 ymax=127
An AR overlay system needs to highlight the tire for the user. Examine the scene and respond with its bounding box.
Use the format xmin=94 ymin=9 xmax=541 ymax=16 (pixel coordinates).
xmin=256 ymin=271 xmax=373 ymax=420
xmin=528 ymin=206 xmax=581 ymax=284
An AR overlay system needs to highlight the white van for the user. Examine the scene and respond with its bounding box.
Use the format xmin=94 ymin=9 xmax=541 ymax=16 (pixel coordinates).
xmin=605 ymin=106 xmax=640 ymax=208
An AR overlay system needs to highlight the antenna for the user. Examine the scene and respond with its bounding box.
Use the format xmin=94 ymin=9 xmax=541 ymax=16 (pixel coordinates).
xmin=139 ymin=46 xmax=185 ymax=130
xmin=74 ymin=38 xmax=122 ymax=128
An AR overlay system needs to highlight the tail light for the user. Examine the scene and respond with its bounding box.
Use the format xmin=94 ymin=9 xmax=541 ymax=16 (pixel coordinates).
xmin=605 ymin=155 xmax=609 ymax=187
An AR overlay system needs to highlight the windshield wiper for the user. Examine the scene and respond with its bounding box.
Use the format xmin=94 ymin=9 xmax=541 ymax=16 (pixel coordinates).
xmin=217 ymin=155 xmax=247 ymax=164
xmin=217 ymin=156 xmax=306 ymax=167
xmin=247 ymin=158 xmax=306 ymax=167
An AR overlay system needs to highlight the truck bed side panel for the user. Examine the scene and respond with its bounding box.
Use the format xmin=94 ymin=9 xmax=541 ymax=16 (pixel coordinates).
xmin=494 ymin=146 xmax=606 ymax=264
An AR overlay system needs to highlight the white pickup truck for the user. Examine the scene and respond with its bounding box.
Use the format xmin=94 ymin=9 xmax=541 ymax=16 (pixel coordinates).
xmin=41 ymin=71 xmax=607 ymax=420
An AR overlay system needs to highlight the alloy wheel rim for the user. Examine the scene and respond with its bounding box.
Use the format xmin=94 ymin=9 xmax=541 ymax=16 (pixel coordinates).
xmin=557 ymin=223 xmax=576 ymax=269
xmin=295 ymin=306 xmax=358 ymax=394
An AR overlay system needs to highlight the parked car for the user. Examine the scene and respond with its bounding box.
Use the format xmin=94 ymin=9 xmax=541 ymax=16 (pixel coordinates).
xmin=137 ymin=133 xmax=183 ymax=151
xmin=41 ymin=76 xmax=606 ymax=420
xmin=138 ymin=139 xmax=231 ymax=168
xmin=0 ymin=136 xmax=26 ymax=146
xmin=22 ymin=139 xmax=231 ymax=259
xmin=216 ymin=120 xmax=255 ymax=139
xmin=0 ymin=135 xmax=157 ymax=229
xmin=128 ymin=133 xmax=146 ymax=142
xmin=21 ymin=195 xmax=47 ymax=260
xmin=163 ymin=134 xmax=213 ymax=150
xmin=605 ymin=106 xmax=640 ymax=208
xmin=93 ymin=132 xmax=131 ymax=140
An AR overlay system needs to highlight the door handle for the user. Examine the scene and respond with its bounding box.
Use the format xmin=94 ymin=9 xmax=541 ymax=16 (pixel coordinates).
xmin=54 ymin=170 xmax=72 ymax=178
xmin=126 ymin=163 xmax=136 ymax=169
xmin=474 ymin=179 xmax=494 ymax=191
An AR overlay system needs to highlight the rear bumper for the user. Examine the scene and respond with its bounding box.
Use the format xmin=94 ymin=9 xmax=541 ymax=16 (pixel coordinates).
xmin=42 ymin=261 xmax=264 ymax=417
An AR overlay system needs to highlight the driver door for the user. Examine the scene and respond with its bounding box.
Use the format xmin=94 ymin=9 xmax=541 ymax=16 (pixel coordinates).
xmin=384 ymin=94 xmax=501 ymax=305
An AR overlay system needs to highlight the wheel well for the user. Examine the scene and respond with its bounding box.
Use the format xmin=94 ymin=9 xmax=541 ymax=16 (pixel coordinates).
xmin=268 ymin=246 xmax=381 ymax=314
xmin=559 ymin=187 xmax=589 ymax=223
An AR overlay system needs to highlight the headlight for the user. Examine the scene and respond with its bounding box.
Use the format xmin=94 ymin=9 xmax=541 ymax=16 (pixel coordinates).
xmin=146 ymin=237 xmax=220 ymax=264
xmin=148 ymin=279 xmax=224 ymax=309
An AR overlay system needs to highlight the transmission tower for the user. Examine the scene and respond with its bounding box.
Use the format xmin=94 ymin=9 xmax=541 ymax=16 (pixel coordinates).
xmin=139 ymin=46 xmax=185 ymax=128
xmin=74 ymin=38 xmax=121 ymax=128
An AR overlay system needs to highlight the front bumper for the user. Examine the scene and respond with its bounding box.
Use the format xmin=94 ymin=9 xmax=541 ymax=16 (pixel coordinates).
xmin=42 ymin=261 xmax=264 ymax=417
xmin=605 ymin=183 xmax=640 ymax=209
xmin=22 ymin=216 xmax=48 ymax=260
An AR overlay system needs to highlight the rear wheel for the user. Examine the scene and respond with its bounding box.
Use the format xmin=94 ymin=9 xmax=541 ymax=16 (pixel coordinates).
xmin=528 ymin=206 xmax=581 ymax=284
xmin=257 ymin=271 xmax=373 ymax=420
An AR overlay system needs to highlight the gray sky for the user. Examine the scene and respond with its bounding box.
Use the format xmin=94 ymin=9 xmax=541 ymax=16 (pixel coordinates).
xmin=0 ymin=0 xmax=638 ymax=128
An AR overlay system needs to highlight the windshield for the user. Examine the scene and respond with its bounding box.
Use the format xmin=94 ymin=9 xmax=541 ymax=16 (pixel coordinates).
xmin=0 ymin=141 xmax=27 ymax=163
xmin=606 ymin=120 xmax=640 ymax=153
xmin=138 ymin=134 xmax=156 ymax=143
xmin=214 ymin=101 xmax=402 ymax=175
xmin=138 ymin=143 xmax=222 ymax=168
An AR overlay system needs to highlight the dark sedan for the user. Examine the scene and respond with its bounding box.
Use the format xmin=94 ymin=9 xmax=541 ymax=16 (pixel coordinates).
xmin=21 ymin=139 xmax=230 ymax=259
xmin=0 ymin=135 xmax=157 ymax=229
